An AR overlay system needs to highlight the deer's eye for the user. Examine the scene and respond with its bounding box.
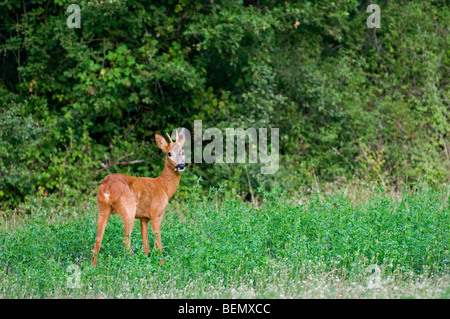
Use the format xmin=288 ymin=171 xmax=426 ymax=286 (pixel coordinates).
xmin=168 ymin=152 xmax=172 ymax=157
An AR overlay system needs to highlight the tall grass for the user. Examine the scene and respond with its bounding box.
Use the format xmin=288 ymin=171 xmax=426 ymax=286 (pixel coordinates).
xmin=0 ymin=184 xmax=449 ymax=298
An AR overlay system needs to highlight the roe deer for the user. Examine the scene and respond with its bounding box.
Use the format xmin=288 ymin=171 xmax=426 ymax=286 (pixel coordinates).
xmin=92 ymin=129 xmax=187 ymax=266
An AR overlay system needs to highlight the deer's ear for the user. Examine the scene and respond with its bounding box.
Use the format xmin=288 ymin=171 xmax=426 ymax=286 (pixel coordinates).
xmin=177 ymin=128 xmax=186 ymax=147
xmin=155 ymin=133 xmax=169 ymax=152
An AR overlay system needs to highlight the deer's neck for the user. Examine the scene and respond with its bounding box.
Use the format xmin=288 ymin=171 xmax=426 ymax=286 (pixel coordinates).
xmin=156 ymin=158 xmax=181 ymax=199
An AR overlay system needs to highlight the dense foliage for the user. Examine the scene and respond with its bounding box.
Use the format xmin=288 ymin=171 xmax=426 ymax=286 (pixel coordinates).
xmin=1 ymin=0 xmax=449 ymax=208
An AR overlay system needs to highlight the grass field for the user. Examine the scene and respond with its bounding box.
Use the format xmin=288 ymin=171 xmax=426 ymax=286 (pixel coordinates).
xmin=0 ymin=183 xmax=449 ymax=298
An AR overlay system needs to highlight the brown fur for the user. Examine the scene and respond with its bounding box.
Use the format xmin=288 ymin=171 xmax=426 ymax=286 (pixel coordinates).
xmin=92 ymin=130 xmax=186 ymax=266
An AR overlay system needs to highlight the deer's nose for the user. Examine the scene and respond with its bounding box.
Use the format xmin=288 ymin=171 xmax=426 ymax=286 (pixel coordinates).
xmin=176 ymin=163 xmax=185 ymax=171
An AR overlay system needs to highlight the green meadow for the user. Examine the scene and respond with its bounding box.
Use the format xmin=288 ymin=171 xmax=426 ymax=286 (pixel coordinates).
xmin=1 ymin=184 xmax=449 ymax=298
xmin=1 ymin=0 xmax=449 ymax=300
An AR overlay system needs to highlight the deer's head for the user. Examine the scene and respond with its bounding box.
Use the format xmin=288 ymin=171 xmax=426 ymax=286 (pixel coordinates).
xmin=155 ymin=128 xmax=187 ymax=172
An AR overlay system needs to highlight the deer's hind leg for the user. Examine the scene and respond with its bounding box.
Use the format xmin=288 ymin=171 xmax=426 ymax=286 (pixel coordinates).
xmin=113 ymin=192 xmax=137 ymax=252
xmin=92 ymin=201 xmax=111 ymax=266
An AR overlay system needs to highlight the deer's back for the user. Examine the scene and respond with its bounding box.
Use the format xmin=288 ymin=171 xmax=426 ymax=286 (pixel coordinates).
xmin=97 ymin=174 xmax=168 ymax=218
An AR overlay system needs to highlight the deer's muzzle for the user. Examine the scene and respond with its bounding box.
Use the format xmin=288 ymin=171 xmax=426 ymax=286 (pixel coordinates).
xmin=175 ymin=163 xmax=186 ymax=172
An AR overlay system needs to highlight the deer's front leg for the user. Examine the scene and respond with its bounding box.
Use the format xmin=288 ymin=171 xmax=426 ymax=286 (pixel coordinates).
xmin=151 ymin=213 xmax=164 ymax=264
xmin=140 ymin=218 xmax=150 ymax=256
